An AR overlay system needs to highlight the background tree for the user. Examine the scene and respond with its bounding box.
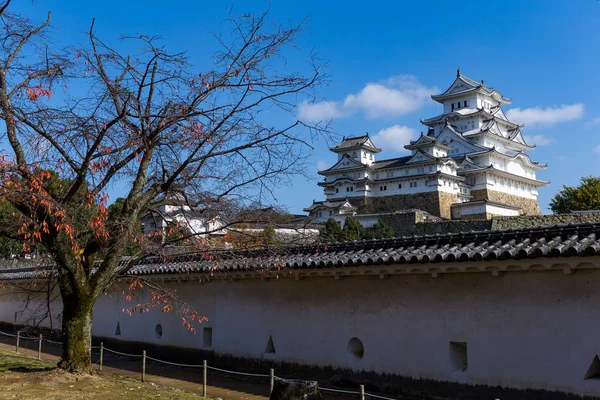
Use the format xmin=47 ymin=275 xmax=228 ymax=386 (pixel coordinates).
xmin=549 ymin=176 xmax=600 ymax=214
xmin=0 ymin=1 xmax=325 ymax=372
xmin=342 ymin=216 xmax=365 ymax=241
xmin=364 ymin=218 xmax=395 ymax=240
xmin=322 ymin=218 xmax=344 ymax=242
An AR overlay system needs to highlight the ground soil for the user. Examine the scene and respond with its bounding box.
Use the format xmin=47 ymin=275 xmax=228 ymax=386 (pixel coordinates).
xmin=0 ymin=339 xmax=356 ymax=400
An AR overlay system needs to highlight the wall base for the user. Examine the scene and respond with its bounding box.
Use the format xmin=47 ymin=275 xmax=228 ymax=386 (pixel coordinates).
xmin=0 ymin=320 xmax=590 ymax=400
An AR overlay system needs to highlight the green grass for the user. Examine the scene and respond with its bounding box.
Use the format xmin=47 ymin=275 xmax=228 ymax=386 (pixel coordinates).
xmin=0 ymin=349 xmax=55 ymax=372
xmin=0 ymin=349 xmax=205 ymax=399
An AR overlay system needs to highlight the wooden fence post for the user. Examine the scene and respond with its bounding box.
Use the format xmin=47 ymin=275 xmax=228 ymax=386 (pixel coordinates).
xmin=142 ymin=350 xmax=146 ymax=382
xmin=99 ymin=342 xmax=104 ymax=371
xmin=202 ymin=360 xmax=207 ymax=398
xmin=269 ymin=368 xmax=275 ymax=394
xmin=15 ymin=331 xmax=19 ymax=353
xmin=359 ymin=384 xmax=365 ymax=400
xmin=38 ymin=334 xmax=42 ymax=360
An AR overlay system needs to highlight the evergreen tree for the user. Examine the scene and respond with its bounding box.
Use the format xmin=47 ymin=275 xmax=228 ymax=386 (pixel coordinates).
xmin=364 ymin=218 xmax=395 ymax=239
xmin=342 ymin=216 xmax=365 ymax=241
xmin=323 ymin=218 xmax=344 ymax=242
xmin=549 ymin=176 xmax=600 ymax=214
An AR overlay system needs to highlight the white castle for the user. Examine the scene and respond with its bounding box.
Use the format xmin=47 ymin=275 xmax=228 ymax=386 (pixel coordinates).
xmin=305 ymin=70 xmax=548 ymax=222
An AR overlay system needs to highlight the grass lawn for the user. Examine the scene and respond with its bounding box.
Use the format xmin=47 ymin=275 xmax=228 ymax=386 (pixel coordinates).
xmin=0 ymin=349 xmax=205 ymax=399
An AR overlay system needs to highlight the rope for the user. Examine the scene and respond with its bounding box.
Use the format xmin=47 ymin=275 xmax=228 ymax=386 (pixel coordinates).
xmin=366 ymin=393 xmax=399 ymax=400
xmin=207 ymin=365 xmax=269 ymax=377
xmin=18 ymin=335 xmax=39 ymax=341
xmin=319 ymin=387 xmax=360 ymax=395
xmin=146 ymin=356 xmax=204 ymax=368
xmin=103 ymin=347 xmax=143 ymax=358
xmin=0 ymin=330 xmax=17 ymax=338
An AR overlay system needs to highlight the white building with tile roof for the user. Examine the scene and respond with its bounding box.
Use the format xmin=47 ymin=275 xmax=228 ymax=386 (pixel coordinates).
xmin=305 ymin=70 xmax=548 ymax=221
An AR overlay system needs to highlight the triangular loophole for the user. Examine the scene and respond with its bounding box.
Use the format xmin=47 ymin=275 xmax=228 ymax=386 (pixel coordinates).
xmin=265 ymin=335 xmax=275 ymax=354
xmin=115 ymin=321 xmax=121 ymax=336
xmin=584 ymin=355 xmax=600 ymax=379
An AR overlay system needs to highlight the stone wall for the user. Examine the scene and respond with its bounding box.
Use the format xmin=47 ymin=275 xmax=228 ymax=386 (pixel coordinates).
xmin=491 ymin=213 xmax=600 ymax=230
xmin=381 ymin=212 xmax=492 ymax=237
xmin=471 ymin=189 xmax=541 ymax=215
xmin=330 ymin=193 xmax=445 ymax=217
xmin=366 ymin=192 xmax=444 ymax=217
xmin=380 ymin=211 xmax=600 ymax=237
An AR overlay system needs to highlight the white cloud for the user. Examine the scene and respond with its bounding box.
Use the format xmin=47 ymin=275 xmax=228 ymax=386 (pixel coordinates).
xmin=298 ymin=101 xmax=344 ymax=123
xmin=523 ymin=134 xmax=553 ymax=146
xmin=594 ymin=145 xmax=600 ymax=154
xmin=585 ymin=117 xmax=600 ymax=129
xmin=371 ymin=125 xmax=419 ymax=153
xmin=506 ymin=104 xmax=584 ymax=127
xmin=297 ymin=75 xmax=437 ymax=123
xmin=316 ymin=160 xmax=329 ymax=171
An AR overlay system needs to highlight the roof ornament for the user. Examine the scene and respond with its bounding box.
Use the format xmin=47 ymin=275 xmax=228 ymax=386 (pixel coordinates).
xmin=481 ymin=79 xmax=485 ymax=86
xmin=457 ymin=67 xmax=460 ymax=77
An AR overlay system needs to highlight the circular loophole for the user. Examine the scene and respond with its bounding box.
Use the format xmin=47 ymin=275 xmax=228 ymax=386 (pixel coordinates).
xmin=347 ymin=337 xmax=364 ymax=359
xmin=155 ymin=324 xmax=163 ymax=339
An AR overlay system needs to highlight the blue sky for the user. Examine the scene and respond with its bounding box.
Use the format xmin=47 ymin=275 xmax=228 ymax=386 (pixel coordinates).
xmin=12 ymin=0 xmax=600 ymax=214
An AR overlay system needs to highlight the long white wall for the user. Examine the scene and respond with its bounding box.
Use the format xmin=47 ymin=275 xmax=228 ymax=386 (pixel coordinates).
xmin=2 ymin=262 xmax=600 ymax=397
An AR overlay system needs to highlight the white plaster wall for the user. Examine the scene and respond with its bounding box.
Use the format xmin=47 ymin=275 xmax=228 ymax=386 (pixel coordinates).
xmin=93 ymin=266 xmax=600 ymax=397
xmin=3 ymin=264 xmax=600 ymax=396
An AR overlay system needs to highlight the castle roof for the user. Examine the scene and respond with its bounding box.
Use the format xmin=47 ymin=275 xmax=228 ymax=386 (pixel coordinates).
xmin=404 ymin=133 xmax=453 ymax=151
xmin=431 ymin=70 xmax=511 ymax=104
xmin=458 ymin=165 xmax=549 ymax=187
xmin=330 ymin=135 xmax=382 ymax=153
xmin=303 ymin=199 xmax=356 ymax=212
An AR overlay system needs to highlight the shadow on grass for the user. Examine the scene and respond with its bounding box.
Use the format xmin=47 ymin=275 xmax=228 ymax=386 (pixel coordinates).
xmin=0 ymin=350 xmax=55 ymax=373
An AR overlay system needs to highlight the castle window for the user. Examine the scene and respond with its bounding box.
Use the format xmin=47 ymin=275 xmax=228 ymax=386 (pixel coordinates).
xmin=457 ymin=102 xmax=461 ymax=109
xmin=398 ymin=184 xmax=402 ymax=189
xmin=464 ymin=101 xmax=468 ymax=107
xmin=429 ymin=166 xmax=433 ymax=172
xmin=336 ymin=188 xmax=339 ymax=193
xmin=451 ymin=103 xmax=455 ymax=111
xmin=352 ymin=152 xmax=357 ymax=158
xmin=369 ymin=154 xmax=373 ymax=160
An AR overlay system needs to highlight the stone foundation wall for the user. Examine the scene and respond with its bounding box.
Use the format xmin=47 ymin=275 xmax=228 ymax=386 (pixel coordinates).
xmin=471 ymin=189 xmax=541 ymax=215
xmin=366 ymin=192 xmax=443 ymax=217
xmin=491 ymin=213 xmax=600 ymax=230
xmin=379 ymin=211 xmax=600 ymax=237
xmin=326 ymin=192 xmax=450 ymax=217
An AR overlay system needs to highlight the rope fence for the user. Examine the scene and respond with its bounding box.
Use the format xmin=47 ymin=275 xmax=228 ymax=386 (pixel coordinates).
xmin=0 ymin=328 xmax=401 ymax=399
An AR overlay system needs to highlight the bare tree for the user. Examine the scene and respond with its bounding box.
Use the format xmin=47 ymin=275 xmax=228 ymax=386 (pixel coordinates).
xmin=0 ymin=1 xmax=326 ymax=372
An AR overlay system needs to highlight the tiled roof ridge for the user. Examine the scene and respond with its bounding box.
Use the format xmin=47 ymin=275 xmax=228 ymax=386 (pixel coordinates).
xmin=2 ymin=222 xmax=600 ymax=280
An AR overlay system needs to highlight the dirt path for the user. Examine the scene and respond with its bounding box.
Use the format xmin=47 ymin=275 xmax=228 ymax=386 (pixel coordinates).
xmin=0 ymin=338 xmax=357 ymax=400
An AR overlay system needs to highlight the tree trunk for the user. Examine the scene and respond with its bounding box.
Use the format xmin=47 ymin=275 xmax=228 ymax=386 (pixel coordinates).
xmin=58 ymin=293 xmax=93 ymax=373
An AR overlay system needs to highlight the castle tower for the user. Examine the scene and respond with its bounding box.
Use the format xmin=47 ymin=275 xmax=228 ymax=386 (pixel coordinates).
xmin=421 ymin=69 xmax=548 ymax=217
xmin=305 ymin=71 xmax=548 ymax=222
